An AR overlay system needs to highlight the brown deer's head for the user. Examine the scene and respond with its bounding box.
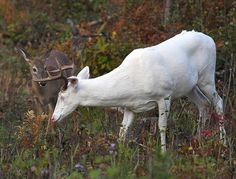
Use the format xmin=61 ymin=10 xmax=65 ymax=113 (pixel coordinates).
xmin=18 ymin=49 xmax=74 ymax=88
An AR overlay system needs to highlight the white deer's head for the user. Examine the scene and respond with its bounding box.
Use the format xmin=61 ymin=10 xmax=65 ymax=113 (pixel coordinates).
xmin=51 ymin=66 xmax=90 ymax=122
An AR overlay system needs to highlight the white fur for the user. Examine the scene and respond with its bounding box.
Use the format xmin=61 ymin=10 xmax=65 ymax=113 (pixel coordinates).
xmin=52 ymin=31 xmax=226 ymax=152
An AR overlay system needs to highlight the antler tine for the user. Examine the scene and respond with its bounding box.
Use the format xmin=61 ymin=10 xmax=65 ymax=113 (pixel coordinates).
xmin=52 ymin=58 xmax=74 ymax=88
xmin=55 ymin=57 xmax=61 ymax=69
xmin=33 ymin=57 xmax=74 ymax=85
xmin=61 ymin=63 xmax=74 ymax=71
xmin=55 ymin=57 xmax=74 ymax=70
xmin=46 ymin=70 xmax=51 ymax=77
xmin=47 ymin=63 xmax=74 ymax=73
xmin=33 ymin=72 xmax=62 ymax=82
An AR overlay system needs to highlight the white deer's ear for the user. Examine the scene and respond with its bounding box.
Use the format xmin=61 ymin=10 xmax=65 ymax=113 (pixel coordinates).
xmin=68 ymin=76 xmax=78 ymax=87
xmin=18 ymin=48 xmax=31 ymax=62
xmin=77 ymin=66 xmax=90 ymax=79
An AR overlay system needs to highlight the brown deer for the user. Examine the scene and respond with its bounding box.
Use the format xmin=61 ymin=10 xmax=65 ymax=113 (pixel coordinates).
xmin=18 ymin=49 xmax=75 ymax=118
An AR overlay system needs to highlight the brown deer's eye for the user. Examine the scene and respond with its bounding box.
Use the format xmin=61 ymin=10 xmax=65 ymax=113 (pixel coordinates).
xmin=32 ymin=66 xmax=38 ymax=73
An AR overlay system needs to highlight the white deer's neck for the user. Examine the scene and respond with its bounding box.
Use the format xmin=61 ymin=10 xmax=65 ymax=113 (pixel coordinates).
xmin=77 ymin=70 xmax=129 ymax=107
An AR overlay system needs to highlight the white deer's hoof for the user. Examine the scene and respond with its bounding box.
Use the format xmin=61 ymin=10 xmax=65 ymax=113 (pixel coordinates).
xmin=161 ymin=145 xmax=167 ymax=154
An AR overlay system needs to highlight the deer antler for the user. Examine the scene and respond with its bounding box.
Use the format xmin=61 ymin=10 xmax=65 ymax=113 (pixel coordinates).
xmin=33 ymin=58 xmax=74 ymax=89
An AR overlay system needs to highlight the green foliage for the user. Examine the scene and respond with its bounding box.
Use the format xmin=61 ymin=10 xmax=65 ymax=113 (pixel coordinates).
xmin=107 ymin=165 xmax=120 ymax=178
xmin=68 ymin=171 xmax=83 ymax=179
xmin=89 ymin=169 xmax=102 ymax=179
xmin=85 ymin=36 xmax=128 ymax=76
xmin=149 ymin=149 xmax=174 ymax=179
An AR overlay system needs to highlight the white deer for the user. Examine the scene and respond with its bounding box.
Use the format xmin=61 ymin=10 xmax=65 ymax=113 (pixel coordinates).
xmin=51 ymin=31 xmax=226 ymax=152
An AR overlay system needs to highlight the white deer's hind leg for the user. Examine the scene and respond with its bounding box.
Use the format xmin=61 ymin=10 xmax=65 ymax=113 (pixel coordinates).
xmin=187 ymin=86 xmax=210 ymax=136
xmin=199 ymin=84 xmax=226 ymax=145
xmin=119 ymin=108 xmax=134 ymax=141
xmin=215 ymin=97 xmax=226 ymax=145
xmin=158 ymin=97 xmax=171 ymax=153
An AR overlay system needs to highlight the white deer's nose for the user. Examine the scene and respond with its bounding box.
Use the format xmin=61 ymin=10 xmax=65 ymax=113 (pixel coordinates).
xmin=51 ymin=116 xmax=55 ymax=122
xmin=51 ymin=115 xmax=57 ymax=122
xmin=51 ymin=114 xmax=61 ymax=122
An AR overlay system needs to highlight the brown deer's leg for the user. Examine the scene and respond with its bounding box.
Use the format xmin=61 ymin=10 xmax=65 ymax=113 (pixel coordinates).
xmin=46 ymin=104 xmax=54 ymax=135
xmin=34 ymin=97 xmax=44 ymax=115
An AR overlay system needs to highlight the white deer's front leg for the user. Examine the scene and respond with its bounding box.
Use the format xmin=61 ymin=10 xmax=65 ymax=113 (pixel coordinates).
xmin=158 ymin=97 xmax=171 ymax=153
xmin=119 ymin=108 xmax=134 ymax=141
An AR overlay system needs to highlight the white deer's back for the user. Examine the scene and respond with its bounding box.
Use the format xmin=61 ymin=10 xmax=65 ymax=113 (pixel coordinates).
xmin=116 ymin=31 xmax=216 ymax=98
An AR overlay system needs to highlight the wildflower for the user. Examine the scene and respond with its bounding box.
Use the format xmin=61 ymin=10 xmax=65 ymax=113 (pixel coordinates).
xmin=0 ymin=170 xmax=4 ymax=178
xmin=40 ymin=168 xmax=49 ymax=178
xmin=109 ymin=143 xmax=116 ymax=155
xmin=75 ymin=163 xmax=85 ymax=172
xmin=201 ymin=129 xmax=213 ymax=139
xmin=111 ymin=31 xmax=117 ymax=39
xmin=110 ymin=143 xmax=116 ymax=150
xmin=188 ymin=146 xmax=193 ymax=151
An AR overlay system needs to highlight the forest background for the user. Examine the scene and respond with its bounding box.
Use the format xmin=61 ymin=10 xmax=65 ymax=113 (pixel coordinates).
xmin=0 ymin=0 xmax=235 ymax=178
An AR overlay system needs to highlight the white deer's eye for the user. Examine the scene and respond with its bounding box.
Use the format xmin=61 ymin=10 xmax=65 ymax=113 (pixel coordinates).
xmin=32 ymin=66 xmax=38 ymax=73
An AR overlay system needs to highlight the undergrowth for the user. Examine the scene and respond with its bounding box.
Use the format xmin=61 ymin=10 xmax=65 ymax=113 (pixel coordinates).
xmin=0 ymin=104 xmax=235 ymax=178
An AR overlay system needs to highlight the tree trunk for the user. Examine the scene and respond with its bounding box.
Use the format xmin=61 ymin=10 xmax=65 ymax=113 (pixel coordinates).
xmin=164 ymin=0 xmax=172 ymax=27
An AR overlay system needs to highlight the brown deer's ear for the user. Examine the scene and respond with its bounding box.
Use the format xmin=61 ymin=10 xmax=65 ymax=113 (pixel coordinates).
xmin=18 ymin=48 xmax=31 ymax=62
xmin=43 ymin=48 xmax=53 ymax=59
